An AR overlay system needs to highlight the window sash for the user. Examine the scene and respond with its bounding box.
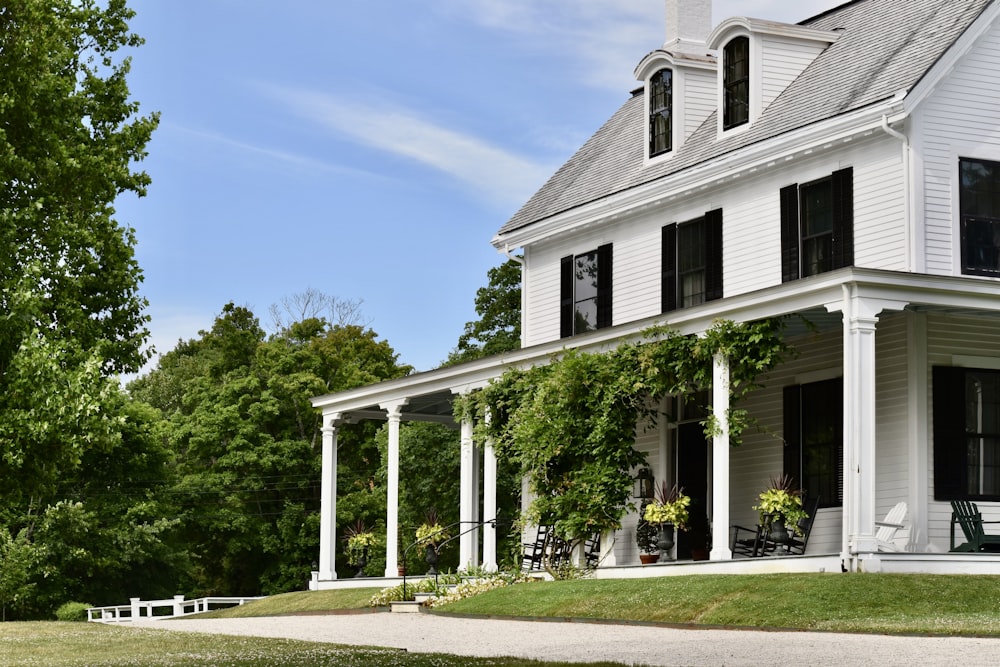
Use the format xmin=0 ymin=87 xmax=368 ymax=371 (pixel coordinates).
xmin=649 ymin=70 xmax=672 ymax=156
xmin=934 ymin=366 xmax=1000 ymax=501
xmin=723 ymin=37 xmax=749 ymax=129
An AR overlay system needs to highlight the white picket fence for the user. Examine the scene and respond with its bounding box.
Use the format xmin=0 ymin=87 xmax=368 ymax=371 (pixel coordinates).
xmin=87 ymin=595 xmax=263 ymax=623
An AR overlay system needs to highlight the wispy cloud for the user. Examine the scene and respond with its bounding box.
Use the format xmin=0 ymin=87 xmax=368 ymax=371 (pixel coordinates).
xmin=255 ymin=84 xmax=554 ymax=209
xmin=167 ymin=125 xmax=388 ymax=182
xmin=433 ymin=0 xmax=662 ymax=91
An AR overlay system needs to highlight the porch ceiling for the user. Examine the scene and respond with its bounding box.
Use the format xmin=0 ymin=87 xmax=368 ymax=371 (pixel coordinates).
xmin=341 ymin=389 xmax=459 ymax=427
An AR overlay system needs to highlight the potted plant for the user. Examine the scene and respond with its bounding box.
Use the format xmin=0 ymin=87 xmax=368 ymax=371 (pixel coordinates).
xmin=753 ymin=475 xmax=808 ymax=544
xmin=415 ymin=509 xmax=451 ymax=575
xmin=643 ymin=482 xmax=690 ymax=562
xmin=343 ymin=519 xmax=377 ymax=578
xmin=636 ymin=499 xmax=660 ymax=564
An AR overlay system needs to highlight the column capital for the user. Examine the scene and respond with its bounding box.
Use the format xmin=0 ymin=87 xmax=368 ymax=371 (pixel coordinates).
xmin=321 ymin=412 xmax=342 ymax=434
xmin=379 ymin=399 xmax=409 ymax=421
xmin=825 ymin=287 xmax=908 ymax=329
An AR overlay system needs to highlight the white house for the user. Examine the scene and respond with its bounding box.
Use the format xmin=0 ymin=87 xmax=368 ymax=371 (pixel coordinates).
xmin=311 ymin=0 xmax=1000 ymax=585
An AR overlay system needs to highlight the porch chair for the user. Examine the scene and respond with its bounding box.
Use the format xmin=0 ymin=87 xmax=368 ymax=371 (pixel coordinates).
xmin=950 ymin=500 xmax=1000 ymax=552
xmin=730 ymin=517 xmax=770 ymax=558
xmin=762 ymin=496 xmax=821 ymax=557
xmin=584 ymin=531 xmax=601 ymax=567
xmin=875 ymin=501 xmax=908 ymax=552
xmin=521 ymin=524 xmax=551 ymax=570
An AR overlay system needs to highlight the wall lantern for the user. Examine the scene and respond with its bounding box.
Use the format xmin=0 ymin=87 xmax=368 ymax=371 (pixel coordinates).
xmin=633 ymin=467 xmax=654 ymax=499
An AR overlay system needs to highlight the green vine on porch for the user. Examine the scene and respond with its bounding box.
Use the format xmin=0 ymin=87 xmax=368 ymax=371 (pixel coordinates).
xmin=454 ymin=318 xmax=790 ymax=549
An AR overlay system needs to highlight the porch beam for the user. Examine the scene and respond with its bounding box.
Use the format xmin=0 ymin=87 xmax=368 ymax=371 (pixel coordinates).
xmin=381 ymin=399 xmax=408 ymax=577
xmin=710 ymin=353 xmax=732 ymax=561
xmin=318 ymin=413 xmax=341 ymax=581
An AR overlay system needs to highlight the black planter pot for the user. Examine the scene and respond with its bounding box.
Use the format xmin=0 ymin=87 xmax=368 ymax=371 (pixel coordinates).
xmin=656 ymin=524 xmax=675 ymax=562
xmin=353 ymin=548 xmax=368 ymax=578
xmin=425 ymin=543 xmax=439 ymax=575
xmin=769 ymin=514 xmax=789 ymax=544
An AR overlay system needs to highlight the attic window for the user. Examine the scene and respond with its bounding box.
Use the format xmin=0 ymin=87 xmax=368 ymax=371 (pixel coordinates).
xmin=649 ymin=69 xmax=673 ymax=156
xmin=723 ymin=36 xmax=749 ymax=130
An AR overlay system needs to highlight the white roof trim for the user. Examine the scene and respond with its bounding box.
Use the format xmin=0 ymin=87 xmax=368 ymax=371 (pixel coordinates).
xmin=706 ymin=16 xmax=840 ymax=50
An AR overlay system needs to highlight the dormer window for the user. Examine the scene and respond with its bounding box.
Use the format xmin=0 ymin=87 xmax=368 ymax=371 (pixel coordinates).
xmin=649 ymin=69 xmax=673 ymax=156
xmin=723 ymin=36 xmax=749 ymax=130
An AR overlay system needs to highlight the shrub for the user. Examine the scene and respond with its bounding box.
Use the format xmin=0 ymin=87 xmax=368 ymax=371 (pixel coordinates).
xmin=55 ymin=601 xmax=92 ymax=622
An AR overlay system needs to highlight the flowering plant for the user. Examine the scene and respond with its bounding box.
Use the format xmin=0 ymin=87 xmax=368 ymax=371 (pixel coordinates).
xmin=343 ymin=519 xmax=377 ymax=566
xmin=642 ymin=482 xmax=690 ymax=529
xmin=752 ymin=475 xmax=808 ymax=534
xmin=415 ymin=509 xmax=451 ymax=547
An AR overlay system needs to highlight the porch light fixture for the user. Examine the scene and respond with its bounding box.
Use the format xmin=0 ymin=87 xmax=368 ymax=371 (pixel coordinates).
xmin=633 ymin=467 xmax=654 ymax=499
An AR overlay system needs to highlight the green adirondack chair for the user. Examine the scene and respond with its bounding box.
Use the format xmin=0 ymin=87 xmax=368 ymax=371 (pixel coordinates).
xmin=949 ymin=500 xmax=1000 ymax=552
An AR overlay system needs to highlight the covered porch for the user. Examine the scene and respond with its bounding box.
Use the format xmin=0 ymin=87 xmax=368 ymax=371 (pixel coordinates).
xmin=310 ymin=267 xmax=1000 ymax=585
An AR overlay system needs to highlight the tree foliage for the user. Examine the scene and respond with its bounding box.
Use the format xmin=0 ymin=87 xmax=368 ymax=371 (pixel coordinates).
xmin=0 ymin=0 xmax=158 ymax=375
xmin=446 ymin=259 xmax=521 ymax=365
xmin=129 ymin=301 xmax=412 ymax=594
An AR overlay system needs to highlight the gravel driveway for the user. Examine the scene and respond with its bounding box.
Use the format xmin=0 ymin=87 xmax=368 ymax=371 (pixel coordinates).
xmin=130 ymin=612 xmax=1000 ymax=666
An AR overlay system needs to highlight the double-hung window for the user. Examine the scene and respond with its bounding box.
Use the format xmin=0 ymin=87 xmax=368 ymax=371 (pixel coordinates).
xmin=780 ymin=167 xmax=854 ymax=282
xmin=783 ymin=377 xmax=843 ymax=508
xmin=662 ymin=209 xmax=723 ymax=312
xmin=723 ymin=36 xmax=749 ymax=130
xmin=959 ymin=157 xmax=1000 ymax=276
xmin=933 ymin=366 xmax=1000 ymax=501
xmin=560 ymin=244 xmax=612 ymax=338
xmin=649 ymin=69 xmax=673 ymax=157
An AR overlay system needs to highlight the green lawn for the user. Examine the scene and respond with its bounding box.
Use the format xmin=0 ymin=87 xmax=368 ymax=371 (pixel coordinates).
xmin=9 ymin=574 xmax=1000 ymax=665
xmin=207 ymin=573 xmax=1000 ymax=636
xmin=440 ymin=573 xmax=1000 ymax=635
xmin=0 ymin=623 xmax=633 ymax=667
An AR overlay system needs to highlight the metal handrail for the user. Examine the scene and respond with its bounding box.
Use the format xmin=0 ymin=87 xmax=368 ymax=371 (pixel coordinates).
xmin=401 ymin=518 xmax=502 ymax=600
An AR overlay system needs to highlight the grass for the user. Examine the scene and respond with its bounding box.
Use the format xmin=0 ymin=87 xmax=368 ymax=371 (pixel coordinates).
xmin=192 ymin=588 xmax=381 ymax=618
xmin=19 ymin=573 xmax=998 ymax=665
xmin=0 ymin=623 xmax=633 ymax=667
xmin=439 ymin=573 xmax=1000 ymax=635
xmin=204 ymin=573 xmax=1000 ymax=636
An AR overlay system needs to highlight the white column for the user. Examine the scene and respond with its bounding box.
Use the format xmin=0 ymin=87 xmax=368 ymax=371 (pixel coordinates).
xmin=483 ymin=426 xmax=498 ymax=572
xmin=318 ymin=414 xmax=340 ymax=581
xmin=710 ymin=353 xmax=732 ymax=561
xmin=459 ymin=416 xmax=475 ymax=569
xmin=828 ymin=289 xmax=907 ymax=560
xmin=381 ymin=400 xmax=407 ymax=577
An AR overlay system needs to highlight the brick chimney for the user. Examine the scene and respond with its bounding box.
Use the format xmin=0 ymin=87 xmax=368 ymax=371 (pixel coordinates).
xmin=663 ymin=0 xmax=712 ymax=53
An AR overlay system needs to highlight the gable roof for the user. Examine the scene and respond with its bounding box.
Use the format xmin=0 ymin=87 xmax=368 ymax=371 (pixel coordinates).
xmin=496 ymin=0 xmax=994 ymax=239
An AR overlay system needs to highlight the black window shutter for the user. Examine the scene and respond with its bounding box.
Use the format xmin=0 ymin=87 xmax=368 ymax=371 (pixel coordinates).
xmin=783 ymin=385 xmax=802 ymax=492
xmin=780 ymin=184 xmax=800 ymax=283
xmin=560 ymin=255 xmax=573 ymax=338
xmin=831 ymin=167 xmax=854 ymax=269
xmin=705 ymin=208 xmax=723 ymax=302
xmin=662 ymin=224 xmax=677 ymax=313
xmin=596 ymin=243 xmax=613 ymax=329
xmin=933 ymin=366 xmax=967 ymax=500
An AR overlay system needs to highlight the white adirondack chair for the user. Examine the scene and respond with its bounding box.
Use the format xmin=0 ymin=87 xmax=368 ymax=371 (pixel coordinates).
xmin=875 ymin=501 xmax=908 ymax=551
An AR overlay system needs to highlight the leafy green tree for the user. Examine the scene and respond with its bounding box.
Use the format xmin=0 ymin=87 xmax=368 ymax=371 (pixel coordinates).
xmin=0 ymin=0 xmax=157 ymax=505
xmin=446 ymin=259 xmax=521 ymax=365
xmin=130 ymin=302 xmax=411 ymax=595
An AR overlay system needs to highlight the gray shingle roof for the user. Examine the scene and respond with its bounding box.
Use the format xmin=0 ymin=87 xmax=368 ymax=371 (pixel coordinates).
xmin=497 ymin=0 xmax=993 ymax=238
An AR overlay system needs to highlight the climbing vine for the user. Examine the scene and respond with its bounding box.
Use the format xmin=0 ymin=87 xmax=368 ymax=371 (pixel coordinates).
xmin=456 ymin=318 xmax=790 ymax=546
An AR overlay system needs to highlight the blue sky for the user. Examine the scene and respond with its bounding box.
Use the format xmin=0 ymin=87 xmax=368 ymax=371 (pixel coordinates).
xmin=117 ymin=0 xmax=845 ymax=375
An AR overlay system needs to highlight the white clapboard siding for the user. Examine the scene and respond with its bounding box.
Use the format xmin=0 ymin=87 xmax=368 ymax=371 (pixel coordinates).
xmin=917 ymin=23 xmax=1000 ymax=276
xmin=520 ymin=134 xmax=904 ymax=348
xmin=854 ymin=148 xmax=906 ymax=271
xmin=683 ymin=69 xmax=717 ymax=142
